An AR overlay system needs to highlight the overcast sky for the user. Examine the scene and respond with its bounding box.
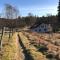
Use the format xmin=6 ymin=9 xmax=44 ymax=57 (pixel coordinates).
xmin=0 ymin=0 xmax=58 ymax=16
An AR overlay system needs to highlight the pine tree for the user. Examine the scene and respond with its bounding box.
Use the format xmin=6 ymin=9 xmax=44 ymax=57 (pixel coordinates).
xmin=58 ymin=0 xmax=60 ymax=24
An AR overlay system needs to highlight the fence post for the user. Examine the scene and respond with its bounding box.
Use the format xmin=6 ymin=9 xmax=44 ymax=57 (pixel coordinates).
xmin=0 ymin=27 xmax=4 ymax=51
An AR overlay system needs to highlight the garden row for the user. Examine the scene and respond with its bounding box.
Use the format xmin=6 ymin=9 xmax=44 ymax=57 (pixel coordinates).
xmin=19 ymin=32 xmax=47 ymax=60
xmin=23 ymin=31 xmax=60 ymax=60
xmin=0 ymin=32 xmax=24 ymax=60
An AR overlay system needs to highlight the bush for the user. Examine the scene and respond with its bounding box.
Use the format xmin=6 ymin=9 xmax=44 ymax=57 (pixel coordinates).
xmin=46 ymin=53 xmax=54 ymax=59
xmin=38 ymin=45 xmax=48 ymax=53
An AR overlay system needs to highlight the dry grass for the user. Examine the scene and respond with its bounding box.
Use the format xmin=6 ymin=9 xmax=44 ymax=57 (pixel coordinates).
xmin=19 ymin=32 xmax=47 ymax=60
xmin=1 ymin=32 xmax=23 ymax=60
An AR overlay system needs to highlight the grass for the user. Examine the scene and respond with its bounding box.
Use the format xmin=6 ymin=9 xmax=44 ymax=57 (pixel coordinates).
xmin=0 ymin=32 xmax=22 ymax=60
xmin=1 ymin=33 xmax=15 ymax=60
xmin=19 ymin=32 xmax=47 ymax=60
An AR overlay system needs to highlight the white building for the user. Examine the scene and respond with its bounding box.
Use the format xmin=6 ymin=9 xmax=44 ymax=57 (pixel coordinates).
xmin=30 ymin=23 xmax=52 ymax=33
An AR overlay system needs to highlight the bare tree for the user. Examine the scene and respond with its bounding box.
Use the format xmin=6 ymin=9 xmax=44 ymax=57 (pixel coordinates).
xmin=28 ymin=13 xmax=36 ymax=26
xmin=4 ymin=4 xmax=19 ymax=19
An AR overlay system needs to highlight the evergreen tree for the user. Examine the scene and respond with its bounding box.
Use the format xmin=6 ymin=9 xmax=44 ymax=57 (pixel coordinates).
xmin=58 ymin=0 xmax=60 ymax=24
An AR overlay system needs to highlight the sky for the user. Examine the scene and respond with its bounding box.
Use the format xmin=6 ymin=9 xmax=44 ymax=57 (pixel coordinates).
xmin=0 ymin=0 xmax=58 ymax=17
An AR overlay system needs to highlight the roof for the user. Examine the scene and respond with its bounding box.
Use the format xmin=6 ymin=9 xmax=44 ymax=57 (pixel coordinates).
xmin=30 ymin=22 xmax=52 ymax=29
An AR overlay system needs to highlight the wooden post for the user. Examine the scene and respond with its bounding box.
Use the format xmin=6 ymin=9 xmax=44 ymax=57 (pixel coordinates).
xmin=1 ymin=27 xmax=4 ymax=40
xmin=0 ymin=27 xmax=4 ymax=51
xmin=0 ymin=40 xmax=2 ymax=51
xmin=9 ymin=28 xmax=11 ymax=39
xmin=0 ymin=40 xmax=1 ymax=51
xmin=12 ymin=28 xmax=13 ymax=36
